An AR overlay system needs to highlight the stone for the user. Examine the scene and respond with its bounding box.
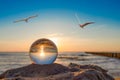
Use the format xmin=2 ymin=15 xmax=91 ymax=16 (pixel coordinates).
xmin=0 ymin=63 xmax=114 ymax=80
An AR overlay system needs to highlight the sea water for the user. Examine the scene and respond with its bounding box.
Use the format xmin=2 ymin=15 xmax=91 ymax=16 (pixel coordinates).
xmin=0 ymin=52 xmax=120 ymax=77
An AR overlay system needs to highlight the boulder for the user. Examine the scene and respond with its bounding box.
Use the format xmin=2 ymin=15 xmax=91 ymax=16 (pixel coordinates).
xmin=0 ymin=63 xmax=114 ymax=80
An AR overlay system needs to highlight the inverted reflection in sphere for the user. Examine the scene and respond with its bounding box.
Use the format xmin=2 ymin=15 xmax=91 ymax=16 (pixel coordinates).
xmin=29 ymin=38 xmax=58 ymax=64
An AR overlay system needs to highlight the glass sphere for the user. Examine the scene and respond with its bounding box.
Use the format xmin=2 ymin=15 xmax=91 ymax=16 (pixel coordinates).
xmin=29 ymin=38 xmax=58 ymax=64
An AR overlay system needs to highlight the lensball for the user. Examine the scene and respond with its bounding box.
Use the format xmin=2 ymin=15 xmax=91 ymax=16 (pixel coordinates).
xmin=29 ymin=38 xmax=58 ymax=64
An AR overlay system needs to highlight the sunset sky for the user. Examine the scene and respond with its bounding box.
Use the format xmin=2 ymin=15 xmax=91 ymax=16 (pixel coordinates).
xmin=0 ymin=0 xmax=120 ymax=52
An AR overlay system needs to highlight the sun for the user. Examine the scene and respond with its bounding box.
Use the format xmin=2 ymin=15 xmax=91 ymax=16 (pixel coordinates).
xmin=40 ymin=45 xmax=45 ymax=57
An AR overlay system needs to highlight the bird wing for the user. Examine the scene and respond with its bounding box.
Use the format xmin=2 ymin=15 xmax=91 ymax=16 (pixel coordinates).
xmin=13 ymin=19 xmax=27 ymax=23
xmin=80 ymin=22 xmax=94 ymax=28
xmin=13 ymin=14 xmax=38 ymax=23
xmin=75 ymin=13 xmax=80 ymax=24
xmin=27 ymin=15 xmax=38 ymax=19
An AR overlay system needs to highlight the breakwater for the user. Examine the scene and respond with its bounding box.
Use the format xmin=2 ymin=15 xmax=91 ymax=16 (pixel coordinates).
xmin=85 ymin=52 xmax=120 ymax=59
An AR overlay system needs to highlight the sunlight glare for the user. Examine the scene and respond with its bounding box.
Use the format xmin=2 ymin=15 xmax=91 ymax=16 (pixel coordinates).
xmin=49 ymin=37 xmax=59 ymax=46
xmin=40 ymin=45 xmax=45 ymax=57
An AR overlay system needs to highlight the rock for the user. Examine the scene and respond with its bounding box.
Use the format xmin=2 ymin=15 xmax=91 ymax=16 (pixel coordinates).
xmin=73 ymin=69 xmax=114 ymax=80
xmin=69 ymin=63 xmax=107 ymax=73
xmin=0 ymin=63 xmax=69 ymax=78
xmin=0 ymin=63 xmax=114 ymax=80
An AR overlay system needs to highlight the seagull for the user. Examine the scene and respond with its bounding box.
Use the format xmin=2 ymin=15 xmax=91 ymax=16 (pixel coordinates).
xmin=79 ymin=22 xmax=94 ymax=28
xmin=75 ymin=13 xmax=94 ymax=28
xmin=13 ymin=14 xmax=38 ymax=23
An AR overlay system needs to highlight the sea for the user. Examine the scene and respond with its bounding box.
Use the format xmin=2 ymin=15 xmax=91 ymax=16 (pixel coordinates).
xmin=0 ymin=52 xmax=120 ymax=78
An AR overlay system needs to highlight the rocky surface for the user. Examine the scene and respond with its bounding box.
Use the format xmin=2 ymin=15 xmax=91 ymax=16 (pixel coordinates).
xmin=0 ymin=63 xmax=115 ymax=80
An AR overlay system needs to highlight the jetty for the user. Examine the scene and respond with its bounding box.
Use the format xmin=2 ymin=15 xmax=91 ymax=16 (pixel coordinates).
xmin=86 ymin=52 xmax=120 ymax=59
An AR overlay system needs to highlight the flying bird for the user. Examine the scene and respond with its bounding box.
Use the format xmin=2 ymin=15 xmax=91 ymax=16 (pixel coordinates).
xmin=75 ymin=13 xmax=94 ymax=28
xmin=79 ymin=22 xmax=94 ymax=28
xmin=13 ymin=14 xmax=38 ymax=23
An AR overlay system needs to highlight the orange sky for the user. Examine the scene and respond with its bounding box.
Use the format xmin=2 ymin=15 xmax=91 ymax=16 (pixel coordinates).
xmin=0 ymin=11 xmax=120 ymax=52
xmin=0 ymin=36 xmax=120 ymax=52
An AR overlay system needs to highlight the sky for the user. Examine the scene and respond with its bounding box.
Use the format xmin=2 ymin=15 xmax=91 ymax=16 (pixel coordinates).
xmin=0 ymin=0 xmax=120 ymax=52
